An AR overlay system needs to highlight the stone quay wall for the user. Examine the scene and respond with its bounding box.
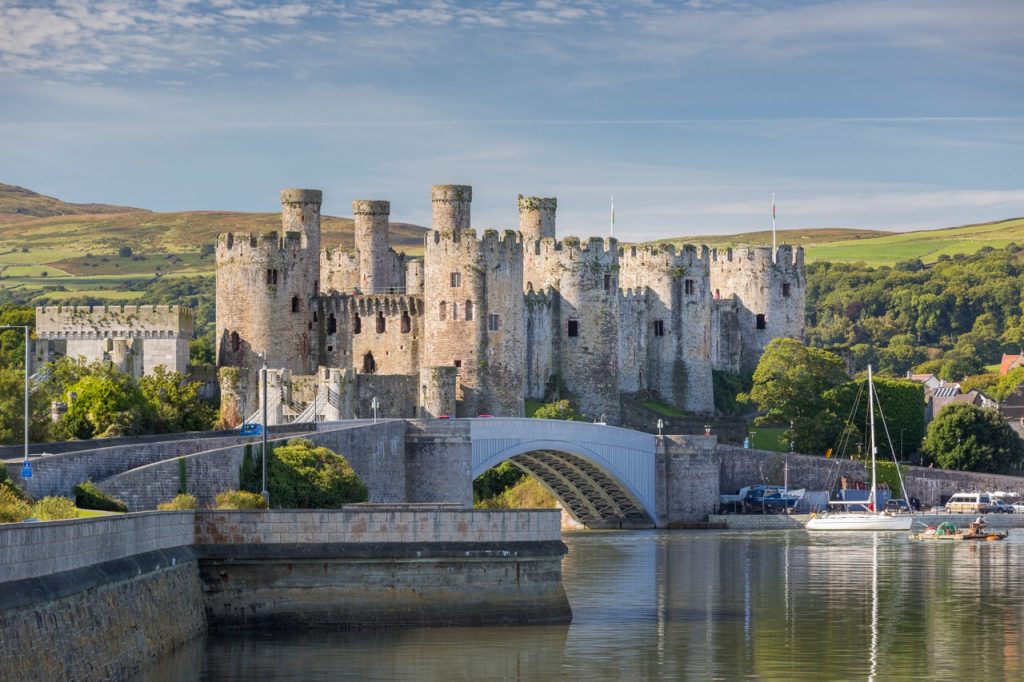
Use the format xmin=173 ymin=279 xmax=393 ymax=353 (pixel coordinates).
xmin=0 ymin=508 xmax=569 ymax=680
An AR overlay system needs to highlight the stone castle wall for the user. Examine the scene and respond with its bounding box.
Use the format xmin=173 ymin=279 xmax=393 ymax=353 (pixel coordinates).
xmin=217 ymin=184 xmax=806 ymax=423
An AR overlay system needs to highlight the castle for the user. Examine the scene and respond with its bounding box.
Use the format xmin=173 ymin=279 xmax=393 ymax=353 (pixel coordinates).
xmin=215 ymin=186 xmax=804 ymax=425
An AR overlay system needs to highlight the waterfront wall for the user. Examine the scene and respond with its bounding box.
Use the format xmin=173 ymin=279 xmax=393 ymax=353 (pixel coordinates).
xmin=0 ymin=508 xmax=569 ymax=681
xmin=0 ymin=512 xmax=203 ymax=682
xmin=197 ymin=508 xmax=569 ymax=628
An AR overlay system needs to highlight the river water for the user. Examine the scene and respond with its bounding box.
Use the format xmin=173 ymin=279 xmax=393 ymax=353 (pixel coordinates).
xmin=141 ymin=529 xmax=1024 ymax=680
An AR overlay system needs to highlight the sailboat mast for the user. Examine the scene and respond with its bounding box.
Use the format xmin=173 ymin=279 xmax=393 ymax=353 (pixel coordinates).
xmin=868 ymin=364 xmax=878 ymax=512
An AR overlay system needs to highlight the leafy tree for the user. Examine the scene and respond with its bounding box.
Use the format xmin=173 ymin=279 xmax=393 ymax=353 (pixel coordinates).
xmin=824 ymin=377 xmax=925 ymax=459
xmin=0 ymin=367 xmax=51 ymax=445
xmin=474 ymin=461 xmax=525 ymax=503
xmin=267 ymin=438 xmax=367 ymax=508
xmin=0 ymin=306 xmax=32 ymax=370
xmin=139 ymin=366 xmax=216 ymax=433
xmin=923 ymin=404 xmax=1024 ymax=473
xmin=745 ymin=338 xmax=848 ymax=453
xmin=57 ymin=371 xmax=156 ymax=439
xmin=118 ymin=246 xmax=133 ymax=257
xmin=533 ymin=399 xmax=585 ymax=421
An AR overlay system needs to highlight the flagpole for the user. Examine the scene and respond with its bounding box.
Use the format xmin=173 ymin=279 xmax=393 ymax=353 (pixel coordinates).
xmin=610 ymin=197 xmax=615 ymax=238
xmin=771 ymin=193 xmax=777 ymax=256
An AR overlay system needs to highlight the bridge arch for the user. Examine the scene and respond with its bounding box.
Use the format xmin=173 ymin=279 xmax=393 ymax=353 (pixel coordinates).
xmin=470 ymin=419 xmax=659 ymax=527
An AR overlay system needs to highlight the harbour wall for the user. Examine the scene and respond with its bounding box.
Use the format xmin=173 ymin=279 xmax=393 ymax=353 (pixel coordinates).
xmin=0 ymin=508 xmax=569 ymax=681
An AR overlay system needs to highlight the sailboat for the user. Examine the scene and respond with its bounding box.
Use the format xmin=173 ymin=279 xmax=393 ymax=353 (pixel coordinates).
xmin=806 ymin=365 xmax=914 ymax=531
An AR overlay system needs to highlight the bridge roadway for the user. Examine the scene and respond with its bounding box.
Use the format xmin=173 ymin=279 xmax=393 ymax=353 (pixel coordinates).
xmin=11 ymin=417 xmax=1005 ymax=528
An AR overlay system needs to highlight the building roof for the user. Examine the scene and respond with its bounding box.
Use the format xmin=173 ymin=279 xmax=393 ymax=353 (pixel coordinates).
xmin=931 ymin=386 xmax=960 ymax=399
xmin=908 ymin=373 xmax=936 ymax=384
xmin=1001 ymin=354 xmax=1024 ymax=376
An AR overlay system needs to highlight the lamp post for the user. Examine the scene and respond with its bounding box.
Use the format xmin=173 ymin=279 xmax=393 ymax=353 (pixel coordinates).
xmin=371 ymin=397 xmax=380 ymax=424
xmin=260 ymin=355 xmax=269 ymax=507
xmin=1 ymin=325 xmax=30 ymax=469
xmin=656 ymin=419 xmax=663 ymax=436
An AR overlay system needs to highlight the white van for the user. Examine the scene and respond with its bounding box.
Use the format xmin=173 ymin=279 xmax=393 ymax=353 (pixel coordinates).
xmin=945 ymin=492 xmax=995 ymax=515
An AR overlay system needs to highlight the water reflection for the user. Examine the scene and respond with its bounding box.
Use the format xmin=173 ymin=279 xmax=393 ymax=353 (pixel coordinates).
xmin=135 ymin=530 xmax=1024 ymax=680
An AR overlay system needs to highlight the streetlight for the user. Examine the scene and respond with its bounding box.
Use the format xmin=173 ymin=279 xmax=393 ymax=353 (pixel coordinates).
xmin=656 ymin=419 xmax=663 ymax=436
xmin=371 ymin=396 xmax=380 ymax=424
xmin=260 ymin=354 xmax=269 ymax=507
xmin=1 ymin=325 xmax=30 ymax=476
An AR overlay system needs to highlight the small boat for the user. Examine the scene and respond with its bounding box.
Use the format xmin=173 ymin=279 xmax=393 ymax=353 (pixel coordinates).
xmin=910 ymin=518 xmax=1008 ymax=542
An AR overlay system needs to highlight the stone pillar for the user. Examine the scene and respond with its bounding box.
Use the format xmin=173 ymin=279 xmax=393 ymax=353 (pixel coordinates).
xmin=353 ymin=200 xmax=391 ymax=294
xmin=517 ymin=195 xmax=557 ymax=241
xmin=431 ymin=185 xmax=472 ymax=233
xmin=318 ymin=366 xmax=355 ymax=421
xmin=218 ymin=367 xmax=251 ymax=428
xmin=259 ymin=368 xmax=291 ymax=426
xmin=419 ymin=366 xmax=457 ymax=418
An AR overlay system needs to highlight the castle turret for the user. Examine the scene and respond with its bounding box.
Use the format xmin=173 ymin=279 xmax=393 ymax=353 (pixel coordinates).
xmin=422 ymin=224 xmax=524 ymax=417
xmin=431 ymin=185 xmax=472 ymax=233
xmin=215 ymin=189 xmax=322 ymax=423
xmin=518 ymin=195 xmax=557 ymax=241
xmin=353 ymin=199 xmax=391 ymax=294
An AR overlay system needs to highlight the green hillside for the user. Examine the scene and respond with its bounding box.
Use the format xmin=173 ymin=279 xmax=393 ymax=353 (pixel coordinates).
xmin=803 ymin=217 xmax=1024 ymax=265
xmin=0 ymin=183 xmax=148 ymax=218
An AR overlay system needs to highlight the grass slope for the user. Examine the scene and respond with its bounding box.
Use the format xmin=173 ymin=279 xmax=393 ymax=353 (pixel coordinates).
xmin=0 ymin=182 xmax=148 ymax=218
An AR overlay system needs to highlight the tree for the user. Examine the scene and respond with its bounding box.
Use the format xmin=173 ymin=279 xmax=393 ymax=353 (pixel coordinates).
xmin=139 ymin=366 xmax=217 ymax=433
xmin=118 ymin=246 xmax=133 ymax=257
xmin=923 ymin=404 xmax=1024 ymax=473
xmin=58 ymin=371 xmax=156 ymax=439
xmin=824 ymin=376 xmax=925 ymax=459
xmin=0 ymin=367 xmax=50 ymax=445
xmin=266 ymin=438 xmax=367 ymax=508
xmin=745 ymin=338 xmax=848 ymax=454
xmin=533 ymin=399 xmax=585 ymax=421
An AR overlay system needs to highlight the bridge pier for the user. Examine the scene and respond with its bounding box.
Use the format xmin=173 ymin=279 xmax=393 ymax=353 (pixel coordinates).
xmin=656 ymin=435 xmax=721 ymax=526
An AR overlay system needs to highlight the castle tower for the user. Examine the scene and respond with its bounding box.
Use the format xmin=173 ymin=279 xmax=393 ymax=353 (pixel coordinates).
xmin=422 ymin=223 xmax=525 ymax=417
xmin=709 ymin=245 xmax=805 ymax=373
xmin=216 ymin=189 xmax=322 ymax=422
xmin=431 ymin=185 xmax=472 ymax=233
xmin=353 ymin=199 xmax=391 ymax=294
xmin=518 ymin=196 xmax=557 ymax=242
xmin=419 ymin=366 xmax=457 ymax=418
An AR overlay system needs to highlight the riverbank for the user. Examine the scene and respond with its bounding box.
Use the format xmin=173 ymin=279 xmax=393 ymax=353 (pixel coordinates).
xmin=0 ymin=507 xmax=570 ymax=682
xmin=709 ymin=512 xmax=1024 ymax=530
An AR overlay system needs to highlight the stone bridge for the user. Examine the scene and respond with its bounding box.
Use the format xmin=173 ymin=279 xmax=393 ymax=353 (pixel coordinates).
xmin=10 ymin=418 xmax=1024 ymax=528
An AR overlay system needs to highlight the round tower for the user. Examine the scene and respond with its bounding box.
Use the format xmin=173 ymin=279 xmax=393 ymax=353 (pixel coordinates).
xmin=216 ymin=188 xmax=322 ymax=418
xmin=280 ymin=189 xmax=322 ymax=255
xmin=518 ymin=195 xmax=557 ymax=241
xmin=431 ymin=185 xmax=472 ymax=233
xmin=353 ymin=199 xmax=391 ymax=294
xmin=419 ymin=366 xmax=457 ymax=418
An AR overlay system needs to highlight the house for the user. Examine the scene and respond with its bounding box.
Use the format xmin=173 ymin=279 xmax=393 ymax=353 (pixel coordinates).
xmin=1000 ymin=353 xmax=1024 ymax=376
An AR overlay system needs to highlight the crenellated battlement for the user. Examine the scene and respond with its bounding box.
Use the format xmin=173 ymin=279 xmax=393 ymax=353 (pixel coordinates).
xmin=36 ymin=304 xmax=194 ymax=339
xmin=619 ymin=242 xmax=710 ymax=271
xmin=425 ymin=228 xmax=523 ymax=259
xmin=709 ymin=245 xmax=804 ymax=270
xmin=217 ymin=231 xmax=307 ymax=261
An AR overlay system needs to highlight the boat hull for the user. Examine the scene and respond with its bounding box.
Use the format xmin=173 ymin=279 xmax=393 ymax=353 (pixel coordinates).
xmin=806 ymin=514 xmax=914 ymax=531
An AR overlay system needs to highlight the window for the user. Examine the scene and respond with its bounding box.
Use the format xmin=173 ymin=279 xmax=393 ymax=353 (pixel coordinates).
xmin=313 ymin=280 xmax=318 ymax=295
xmin=266 ymin=269 xmax=278 ymax=285
xmin=684 ymin=279 xmax=694 ymax=295
xmin=313 ymin=311 xmax=318 ymax=322
xmin=362 ymin=352 xmax=376 ymax=374
xmin=327 ymin=314 xmax=337 ymax=335
xmin=327 ymin=345 xmax=333 ymax=352
xmin=450 ymin=272 xmax=461 ymax=287
xmin=604 ymin=274 xmax=611 ymax=291
xmin=756 ymin=313 xmax=766 ymax=330
xmin=439 ymin=301 xmax=447 ymax=321
xmin=465 ymin=300 xmax=473 ymax=321
xmin=454 ymin=359 xmax=462 ymax=371
xmin=401 ymin=310 xmax=411 ymax=333
xmin=230 ymin=331 xmax=240 ymax=352
xmin=653 ymin=320 xmax=665 ymax=336
xmin=782 ymin=283 xmax=791 ymax=298
xmin=291 ymin=297 xmax=301 ymax=313
xmin=488 ymin=314 xmax=500 ymax=331
xmin=567 ymin=319 xmax=579 ymax=337
xmin=452 ymin=302 xmax=459 ymax=320
xmin=376 ymin=311 xmax=386 ymax=333
xmin=353 ymin=313 xmax=362 ymax=334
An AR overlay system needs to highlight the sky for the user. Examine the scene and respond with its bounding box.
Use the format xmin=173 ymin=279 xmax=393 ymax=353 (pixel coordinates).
xmin=0 ymin=0 xmax=1022 ymax=241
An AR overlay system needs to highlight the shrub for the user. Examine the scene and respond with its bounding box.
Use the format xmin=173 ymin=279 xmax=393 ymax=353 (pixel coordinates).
xmin=0 ymin=467 xmax=28 ymax=501
xmin=157 ymin=493 xmax=198 ymax=510
xmin=267 ymin=438 xmax=367 ymax=508
xmin=215 ymin=490 xmax=267 ymax=510
xmin=31 ymin=496 xmax=77 ymax=521
xmin=0 ymin=485 xmax=30 ymax=523
xmin=73 ymin=480 xmax=128 ymax=512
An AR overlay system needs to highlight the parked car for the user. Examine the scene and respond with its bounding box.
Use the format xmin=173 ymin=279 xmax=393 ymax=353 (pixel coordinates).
xmin=991 ymin=499 xmax=1015 ymax=514
xmin=1013 ymin=502 xmax=1024 ymax=514
xmin=945 ymin=492 xmax=996 ymax=514
xmin=884 ymin=498 xmax=912 ymax=513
